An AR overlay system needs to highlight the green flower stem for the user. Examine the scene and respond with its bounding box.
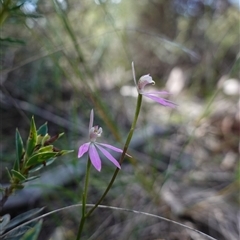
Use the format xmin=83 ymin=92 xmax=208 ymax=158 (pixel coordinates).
xmin=85 ymin=94 xmax=143 ymax=218
xmin=76 ymin=158 xmax=91 ymax=240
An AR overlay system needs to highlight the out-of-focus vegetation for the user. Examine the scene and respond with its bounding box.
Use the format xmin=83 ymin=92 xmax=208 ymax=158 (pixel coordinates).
xmin=1 ymin=0 xmax=239 ymax=239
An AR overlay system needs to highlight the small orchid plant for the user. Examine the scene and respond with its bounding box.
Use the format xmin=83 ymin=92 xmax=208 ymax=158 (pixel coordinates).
xmin=78 ymin=109 xmax=127 ymax=171
xmin=75 ymin=62 xmax=175 ymax=239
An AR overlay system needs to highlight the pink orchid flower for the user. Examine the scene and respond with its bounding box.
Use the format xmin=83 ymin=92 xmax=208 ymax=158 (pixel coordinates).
xmin=78 ymin=109 xmax=123 ymax=172
xmin=132 ymin=62 xmax=175 ymax=108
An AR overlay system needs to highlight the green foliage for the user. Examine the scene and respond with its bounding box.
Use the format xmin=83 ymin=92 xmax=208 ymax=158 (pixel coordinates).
xmin=36 ymin=122 xmax=48 ymax=136
xmin=14 ymin=129 xmax=24 ymax=171
xmin=1 ymin=0 xmax=238 ymax=239
xmin=20 ymin=220 xmax=43 ymax=240
xmin=1 ymin=116 xmax=74 ymax=211
xmin=1 ymin=208 xmax=44 ymax=240
xmin=0 ymin=37 xmax=25 ymax=45
xmin=37 ymin=122 xmax=48 ymax=136
xmin=26 ymin=152 xmax=58 ymax=168
xmin=0 ymin=214 xmax=11 ymax=235
xmin=10 ymin=169 xmax=26 ymax=182
xmin=25 ymin=117 xmax=37 ymax=160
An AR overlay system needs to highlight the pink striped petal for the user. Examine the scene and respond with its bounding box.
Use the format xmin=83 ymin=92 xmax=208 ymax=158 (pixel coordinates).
xmin=95 ymin=144 xmax=121 ymax=169
xmin=78 ymin=142 xmax=90 ymax=158
xmin=144 ymin=91 xmax=170 ymax=95
xmin=97 ymin=143 xmax=131 ymax=157
xmin=142 ymin=93 xmax=176 ymax=108
xmin=89 ymin=144 xmax=101 ymax=171
xmin=97 ymin=143 xmax=123 ymax=153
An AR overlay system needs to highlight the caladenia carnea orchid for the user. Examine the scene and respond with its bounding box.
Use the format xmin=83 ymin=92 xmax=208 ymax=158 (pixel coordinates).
xmin=76 ymin=63 xmax=176 ymax=240
xmin=132 ymin=62 xmax=176 ymax=108
xmin=76 ymin=109 xmax=128 ymax=240
xmin=78 ymin=109 xmax=125 ymax=172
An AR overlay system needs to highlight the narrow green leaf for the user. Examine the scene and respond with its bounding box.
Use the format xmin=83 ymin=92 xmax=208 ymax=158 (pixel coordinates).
xmin=58 ymin=132 xmax=64 ymax=138
xmin=37 ymin=122 xmax=48 ymax=136
xmin=0 ymin=37 xmax=26 ymax=46
xmin=57 ymin=150 xmax=74 ymax=156
xmin=41 ymin=134 xmax=50 ymax=145
xmin=38 ymin=145 xmax=53 ymax=153
xmin=3 ymin=226 xmax=31 ymax=240
xmin=26 ymin=152 xmax=57 ymax=167
xmin=29 ymin=158 xmax=56 ymax=173
xmin=0 ymin=214 xmax=11 ymax=234
xmin=14 ymin=129 xmax=24 ymax=171
xmin=4 ymin=208 xmax=44 ymax=232
xmin=25 ymin=117 xmax=37 ymax=159
xmin=20 ymin=220 xmax=43 ymax=240
xmin=6 ymin=167 xmax=12 ymax=181
xmin=24 ymin=175 xmax=40 ymax=182
xmin=11 ymin=169 xmax=26 ymax=182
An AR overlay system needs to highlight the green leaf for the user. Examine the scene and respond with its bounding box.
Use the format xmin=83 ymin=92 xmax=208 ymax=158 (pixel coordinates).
xmin=0 ymin=37 xmax=25 ymax=46
xmin=37 ymin=122 xmax=48 ymax=136
xmin=11 ymin=170 xmax=26 ymax=182
xmin=38 ymin=145 xmax=53 ymax=153
xmin=6 ymin=167 xmax=12 ymax=181
xmin=40 ymin=134 xmax=50 ymax=145
xmin=14 ymin=129 xmax=24 ymax=171
xmin=4 ymin=208 xmax=44 ymax=232
xmin=57 ymin=150 xmax=74 ymax=156
xmin=26 ymin=152 xmax=57 ymax=167
xmin=24 ymin=175 xmax=40 ymax=182
xmin=3 ymin=226 xmax=34 ymax=240
xmin=20 ymin=220 xmax=43 ymax=240
xmin=0 ymin=214 xmax=11 ymax=235
xmin=29 ymin=158 xmax=56 ymax=173
xmin=25 ymin=117 xmax=37 ymax=159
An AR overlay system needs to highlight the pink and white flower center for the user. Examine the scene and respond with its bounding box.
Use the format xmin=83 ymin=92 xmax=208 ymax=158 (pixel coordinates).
xmin=138 ymin=74 xmax=155 ymax=93
xmin=89 ymin=126 xmax=102 ymax=142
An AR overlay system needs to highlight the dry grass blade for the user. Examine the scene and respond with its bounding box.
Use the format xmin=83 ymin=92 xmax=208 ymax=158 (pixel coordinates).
xmin=2 ymin=204 xmax=217 ymax=240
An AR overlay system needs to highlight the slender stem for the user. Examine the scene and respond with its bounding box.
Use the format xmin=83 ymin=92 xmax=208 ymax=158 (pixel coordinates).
xmin=85 ymin=94 xmax=142 ymax=218
xmin=76 ymin=158 xmax=91 ymax=240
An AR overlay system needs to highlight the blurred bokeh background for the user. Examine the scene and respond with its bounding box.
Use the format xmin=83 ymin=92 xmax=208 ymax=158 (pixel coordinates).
xmin=1 ymin=0 xmax=239 ymax=239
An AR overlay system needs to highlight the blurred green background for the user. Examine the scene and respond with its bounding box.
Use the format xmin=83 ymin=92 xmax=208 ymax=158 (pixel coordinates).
xmin=1 ymin=0 xmax=239 ymax=239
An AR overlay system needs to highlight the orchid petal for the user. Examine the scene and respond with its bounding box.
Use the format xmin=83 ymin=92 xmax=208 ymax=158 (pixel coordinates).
xmin=95 ymin=144 xmax=121 ymax=169
xmin=97 ymin=143 xmax=123 ymax=153
xmin=132 ymin=62 xmax=137 ymax=87
xmin=142 ymin=93 xmax=176 ymax=108
xmin=89 ymin=109 xmax=94 ymax=132
xmin=144 ymin=91 xmax=171 ymax=95
xmin=78 ymin=142 xmax=90 ymax=158
xmin=89 ymin=143 xmax=101 ymax=171
xmin=97 ymin=143 xmax=131 ymax=157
